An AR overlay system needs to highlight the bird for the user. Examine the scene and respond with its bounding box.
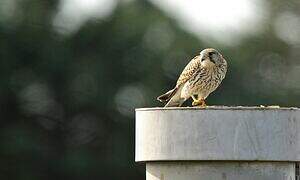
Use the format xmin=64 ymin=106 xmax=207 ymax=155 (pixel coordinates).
xmin=157 ymin=48 xmax=227 ymax=107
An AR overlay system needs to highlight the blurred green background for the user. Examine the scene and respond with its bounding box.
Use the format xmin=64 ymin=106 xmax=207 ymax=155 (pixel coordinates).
xmin=0 ymin=0 xmax=300 ymax=179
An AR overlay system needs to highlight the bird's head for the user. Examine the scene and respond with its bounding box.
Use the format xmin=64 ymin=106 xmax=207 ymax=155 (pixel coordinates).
xmin=199 ymin=48 xmax=226 ymax=68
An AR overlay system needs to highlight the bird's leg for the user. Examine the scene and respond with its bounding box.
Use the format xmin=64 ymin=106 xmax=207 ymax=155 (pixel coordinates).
xmin=192 ymin=95 xmax=201 ymax=106
xmin=195 ymin=99 xmax=206 ymax=107
xmin=191 ymin=95 xmax=197 ymax=101
xmin=192 ymin=96 xmax=206 ymax=107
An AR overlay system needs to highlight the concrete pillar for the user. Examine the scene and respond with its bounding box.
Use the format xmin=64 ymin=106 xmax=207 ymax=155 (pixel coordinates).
xmin=135 ymin=107 xmax=300 ymax=180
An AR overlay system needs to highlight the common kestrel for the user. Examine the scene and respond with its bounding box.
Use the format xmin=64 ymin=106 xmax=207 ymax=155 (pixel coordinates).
xmin=157 ymin=48 xmax=227 ymax=107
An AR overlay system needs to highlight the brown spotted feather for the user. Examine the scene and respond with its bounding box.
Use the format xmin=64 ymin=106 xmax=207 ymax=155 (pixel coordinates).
xmin=176 ymin=56 xmax=201 ymax=87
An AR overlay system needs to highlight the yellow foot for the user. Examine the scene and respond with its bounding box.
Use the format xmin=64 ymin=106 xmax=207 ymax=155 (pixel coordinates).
xmin=192 ymin=99 xmax=206 ymax=107
xmin=192 ymin=101 xmax=200 ymax=106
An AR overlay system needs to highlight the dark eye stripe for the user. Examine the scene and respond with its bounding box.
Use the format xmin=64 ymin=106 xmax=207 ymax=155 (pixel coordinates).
xmin=208 ymin=52 xmax=215 ymax=56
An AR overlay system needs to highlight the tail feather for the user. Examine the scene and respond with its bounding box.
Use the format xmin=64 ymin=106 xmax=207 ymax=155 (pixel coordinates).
xmin=157 ymin=88 xmax=178 ymax=102
xmin=157 ymin=86 xmax=185 ymax=107
xmin=164 ymin=98 xmax=185 ymax=107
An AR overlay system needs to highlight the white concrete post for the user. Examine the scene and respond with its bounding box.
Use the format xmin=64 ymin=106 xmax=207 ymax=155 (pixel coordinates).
xmin=135 ymin=107 xmax=300 ymax=180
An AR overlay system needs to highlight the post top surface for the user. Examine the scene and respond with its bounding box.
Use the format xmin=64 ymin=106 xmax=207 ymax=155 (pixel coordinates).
xmin=136 ymin=106 xmax=300 ymax=111
xmin=135 ymin=106 xmax=300 ymax=162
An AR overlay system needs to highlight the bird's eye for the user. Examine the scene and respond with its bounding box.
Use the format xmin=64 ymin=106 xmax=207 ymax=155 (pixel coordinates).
xmin=208 ymin=52 xmax=215 ymax=56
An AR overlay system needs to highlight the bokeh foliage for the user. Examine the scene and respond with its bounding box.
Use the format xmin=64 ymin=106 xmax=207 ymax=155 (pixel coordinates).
xmin=0 ymin=0 xmax=300 ymax=179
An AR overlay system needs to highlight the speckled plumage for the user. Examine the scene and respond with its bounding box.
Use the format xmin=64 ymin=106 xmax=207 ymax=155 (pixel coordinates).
xmin=157 ymin=48 xmax=227 ymax=107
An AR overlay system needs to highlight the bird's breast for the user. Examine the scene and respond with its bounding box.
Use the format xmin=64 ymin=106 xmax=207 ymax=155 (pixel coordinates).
xmin=180 ymin=64 xmax=227 ymax=99
xmin=193 ymin=67 xmax=225 ymax=94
